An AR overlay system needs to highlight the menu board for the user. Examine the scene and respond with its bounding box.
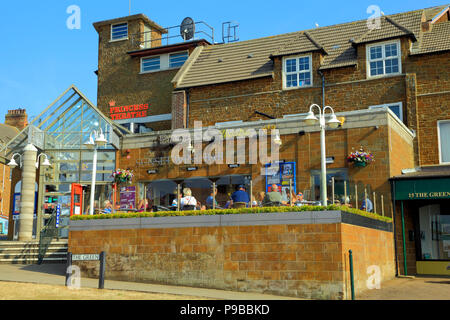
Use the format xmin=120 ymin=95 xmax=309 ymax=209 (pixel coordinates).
xmin=120 ymin=186 xmax=136 ymax=210
xmin=265 ymin=162 xmax=296 ymax=193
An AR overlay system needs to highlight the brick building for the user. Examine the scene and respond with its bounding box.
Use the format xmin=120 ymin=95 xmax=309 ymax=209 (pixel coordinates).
xmin=91 ymin=5 xmax=450 ymax=275
xmin=0 ymin=110 xmax=27 ymax=235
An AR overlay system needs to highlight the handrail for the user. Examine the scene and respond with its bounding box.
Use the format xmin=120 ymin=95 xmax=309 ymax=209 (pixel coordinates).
xmin=38 ymin=208 xmax=58 ymax=265
xmin=131 ymin=21 xmax=214 ymax=48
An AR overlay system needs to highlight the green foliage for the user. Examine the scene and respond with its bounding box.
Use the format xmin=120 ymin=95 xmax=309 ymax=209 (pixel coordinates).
xmin=70 ymin=205 xmax=392 ymax=223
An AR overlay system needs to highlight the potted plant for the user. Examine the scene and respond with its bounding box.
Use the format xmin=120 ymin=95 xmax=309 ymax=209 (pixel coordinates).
xmin=112 ymin=168 xmax=134 ymax=184
xmin=347 ymin=147 xmax=374 ymax=167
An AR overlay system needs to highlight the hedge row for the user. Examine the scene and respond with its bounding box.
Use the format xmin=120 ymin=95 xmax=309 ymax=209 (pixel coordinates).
xmin=70 ymin=205 xmax=393 ymax=223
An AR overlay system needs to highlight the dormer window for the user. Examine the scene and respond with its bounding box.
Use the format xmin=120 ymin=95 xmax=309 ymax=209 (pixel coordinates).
xmin=282 ymin=55 xmax=312 ymax=89
xmin=111 ymin=22 xmax=128 ymax=41
xmin=367 ymin=40 xmax=401 ymax=78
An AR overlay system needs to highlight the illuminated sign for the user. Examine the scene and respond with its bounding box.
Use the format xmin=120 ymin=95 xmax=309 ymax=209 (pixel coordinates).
xmin=109 ymin=101 xmax=149 ymax=120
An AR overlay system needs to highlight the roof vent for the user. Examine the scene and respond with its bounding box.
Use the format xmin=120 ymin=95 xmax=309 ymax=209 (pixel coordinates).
xmin=218 ymin=58 xmax=223 ymax=62
xmin=247 ymin=54 xmax=253 ymax=58
xmin=332 ymin=45 xmax=341 ymax=50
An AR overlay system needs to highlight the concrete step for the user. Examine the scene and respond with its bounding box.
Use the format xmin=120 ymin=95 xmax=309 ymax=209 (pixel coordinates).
xmin=0 ymin=257 xmax=67 ymax=264
xmin=0 ymin=240 xmax=68 ymax=264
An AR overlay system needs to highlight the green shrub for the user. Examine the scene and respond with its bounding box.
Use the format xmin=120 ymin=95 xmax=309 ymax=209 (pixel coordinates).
xmin=70 ymin=205 xmax=392 ymax=223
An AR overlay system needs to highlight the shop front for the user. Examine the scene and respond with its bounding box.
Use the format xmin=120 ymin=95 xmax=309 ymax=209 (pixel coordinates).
xmin=392 ymin=172 xmax=450 ymax=276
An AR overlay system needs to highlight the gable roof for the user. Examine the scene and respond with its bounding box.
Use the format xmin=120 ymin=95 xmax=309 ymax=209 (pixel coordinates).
xmin=175 ymin=4 xmax=450 ymax=89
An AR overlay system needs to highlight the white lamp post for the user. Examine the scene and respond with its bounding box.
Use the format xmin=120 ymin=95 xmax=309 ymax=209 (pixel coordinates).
xmin=84 ymin=127 xmax=107 ymax=215
xmin=35 ymin=153 xmax=51 ymax=169
xmin=303 ymin=104 xmax=340 ymax=206
xmin=7 ymin=153 xmax=22 ymax=169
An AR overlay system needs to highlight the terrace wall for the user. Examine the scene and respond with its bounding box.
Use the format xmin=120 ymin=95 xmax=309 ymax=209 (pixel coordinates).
xmin=69 ymin=211 xmax=395 ymax=300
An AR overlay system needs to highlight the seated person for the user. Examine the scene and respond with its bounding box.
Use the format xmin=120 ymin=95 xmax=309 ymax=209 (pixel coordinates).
xmin=102 ymin=200 xmax=113 ymax=214
xmin=137 ymin=198 xmax=149 ymax=212
xmin=230 ymin=185 xmax=250 ymax=208
xmin=172 ymin=190 xmax=182 ymax=209
xmin=205 ymin=188 xmax=218 ymax=209
xmin=263 ymin=184 xmax=286 ymax=206
xmin=360 ymin=198 xmax=374 ymax=212
xmin=180 ymin=188 xmax=197 ymax=210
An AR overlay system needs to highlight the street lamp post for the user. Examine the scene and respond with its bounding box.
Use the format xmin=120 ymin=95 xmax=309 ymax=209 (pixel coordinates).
xmin=84 ymin=128 xmax=107 ymax=215
xmin=304 ymin=104 xmax=340 ymax=206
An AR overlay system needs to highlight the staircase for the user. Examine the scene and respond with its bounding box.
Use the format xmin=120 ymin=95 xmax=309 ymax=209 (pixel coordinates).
xmin=0 ymin=240 xmax=68 ymax=264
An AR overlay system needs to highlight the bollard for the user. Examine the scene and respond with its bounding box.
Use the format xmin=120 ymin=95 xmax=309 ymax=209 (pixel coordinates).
xmin=65 ymin=252 xmax=73 ymax=287
xmin=349 ymin=250 xmax=355 ymax=300
xmin=99 ymin=251 xmax=106 ymax=289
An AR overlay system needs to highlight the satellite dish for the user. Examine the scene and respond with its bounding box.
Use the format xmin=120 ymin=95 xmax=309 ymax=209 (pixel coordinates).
xmin=180 ymin=17 xmax=195 ymax=41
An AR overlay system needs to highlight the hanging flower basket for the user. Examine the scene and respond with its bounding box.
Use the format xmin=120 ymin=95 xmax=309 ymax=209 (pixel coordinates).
xmin=353 ymin=161 xmax=367 ymax=167
xmin=112 ymin=169 xmax=134 ymax=185
xmin=347 ymin=147 xmax=374 ymax=167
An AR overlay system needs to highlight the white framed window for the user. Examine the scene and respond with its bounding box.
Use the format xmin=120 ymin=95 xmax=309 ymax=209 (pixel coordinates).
xmin=438 ymin=120 xmax=450 ymax=164
xmin=111 ymin=22 xmax=128 ymax=41
xmin=141 ymin=56 xmax=161 ymax=73
xmin=282 ymin=55 xmax=312 ymax=89
xmin=169 ymin=52 xmax=189 ymax=69
xmin=369 ymin=102 xmax=403 ymax=122
xmin=140 ymin=51 xmax=188 ymax=74
xmin=367 ymin=40 xmax=401 ymax=78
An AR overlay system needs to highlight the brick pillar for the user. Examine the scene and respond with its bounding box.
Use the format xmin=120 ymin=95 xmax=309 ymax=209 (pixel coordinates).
xmin=171 ymin=91 xmax=187 ymax=129
xmin=18 ymin=144 xmax=37 ymax=241
xmin=5 ymin=109 xmax=28 ymax=131
xmin=405 ymin=73 xmax=420 ymax=167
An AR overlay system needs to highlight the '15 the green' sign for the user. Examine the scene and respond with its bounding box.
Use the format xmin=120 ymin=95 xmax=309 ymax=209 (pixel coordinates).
xmin=394 ymin=178 xmax=450 ymax=200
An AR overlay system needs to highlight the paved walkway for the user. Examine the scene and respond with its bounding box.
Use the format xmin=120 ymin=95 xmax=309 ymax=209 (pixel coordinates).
xmin=358 ymin=276 xmax=450 ymax=300
xmin=0 ymin=264 xmax=301 ymax=300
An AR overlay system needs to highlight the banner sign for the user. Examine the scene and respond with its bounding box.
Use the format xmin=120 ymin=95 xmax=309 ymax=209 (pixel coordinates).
xmin=56 ymin=204 xmax=61 ymax=228
xmin=120 ymin=186 xmax=136 ymax=210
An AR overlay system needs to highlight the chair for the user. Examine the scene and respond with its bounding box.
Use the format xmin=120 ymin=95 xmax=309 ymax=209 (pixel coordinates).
xmin=181 ymin=205 xmax=196 ymax=211
xmin=232 ymin=202 xmax=247 ymax=209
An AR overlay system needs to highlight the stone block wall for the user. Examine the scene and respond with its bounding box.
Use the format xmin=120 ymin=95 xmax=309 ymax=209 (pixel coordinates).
xmin=69 ymin=212 xmax=395 ymax=300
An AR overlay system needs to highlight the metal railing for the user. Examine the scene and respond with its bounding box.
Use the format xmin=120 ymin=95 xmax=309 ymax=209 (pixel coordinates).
xmin=38 ymin=208 xmax=58 ymax=265
xmin=131 ymin=21 xmax=215 ymax=49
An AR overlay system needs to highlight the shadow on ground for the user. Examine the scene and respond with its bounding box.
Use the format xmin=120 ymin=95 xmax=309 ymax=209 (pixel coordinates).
xmin=20 ymin=264 xmax=66 ymax=276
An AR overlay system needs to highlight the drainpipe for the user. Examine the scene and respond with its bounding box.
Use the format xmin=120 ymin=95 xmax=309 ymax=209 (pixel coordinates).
xmin=391 ymin=180 xmax=399 ymax=277
xmin=318 ymin=70 xmax=325 ymax=107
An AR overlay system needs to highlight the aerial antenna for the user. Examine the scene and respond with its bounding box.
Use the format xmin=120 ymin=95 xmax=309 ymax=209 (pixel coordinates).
xmin=129 ymin=0 xmax=131 ymax=15
xmin=180 ymin=17 xmax=195 ymax=40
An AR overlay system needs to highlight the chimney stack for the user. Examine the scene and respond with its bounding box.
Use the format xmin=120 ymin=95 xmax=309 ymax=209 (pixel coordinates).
xmin=5 ymin=109 xmax=28 ymax=130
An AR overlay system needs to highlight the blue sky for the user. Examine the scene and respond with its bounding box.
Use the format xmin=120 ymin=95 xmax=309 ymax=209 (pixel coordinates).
xmin=0 ymin=0 xmax=447 ymax=120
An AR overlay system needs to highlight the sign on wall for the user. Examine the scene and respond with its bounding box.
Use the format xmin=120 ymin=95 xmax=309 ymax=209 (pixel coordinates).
xmin=265 ymin=162 xmax=296 ymax=193
xmin=394 ymin=178 xmax=450 ymax=200
xmin=109 ymin=101 xmax=149 ymax=121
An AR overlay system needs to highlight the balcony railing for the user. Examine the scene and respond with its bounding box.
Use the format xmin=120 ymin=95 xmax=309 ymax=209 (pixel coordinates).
xmin=131 ymin=21 xmax=215 ymax=49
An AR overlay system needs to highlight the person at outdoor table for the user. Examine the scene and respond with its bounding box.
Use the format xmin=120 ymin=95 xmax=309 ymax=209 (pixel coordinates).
xmin=205 ymin=188 xmax=218 ymax=209
xmin=172 ymin=189 xmax=182 ymax=208
xmin=102 ymin=200 xmax=113 ymax=214
xmin=137 ymin=198 xmax=148 ymax=212
xmin=180 ymin=188 xmax=197 ymax=209
xmin=85 ymin=200 xmax=99 ymax=215
xmin=230 ymin=185 xmax=250 ymax=207
xmin=263 ymin=184 xmax=286 ymax=206
xmin=360 ymin=197 xmax=374 ymax=212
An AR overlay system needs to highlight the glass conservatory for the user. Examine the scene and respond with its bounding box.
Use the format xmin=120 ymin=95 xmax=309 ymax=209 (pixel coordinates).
xmin=1 ymin=86 xmax=129 ymax=239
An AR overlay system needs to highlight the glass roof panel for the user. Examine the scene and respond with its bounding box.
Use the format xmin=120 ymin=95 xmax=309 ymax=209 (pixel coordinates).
xmin=1 ymin=85 xmax=127 ymax=155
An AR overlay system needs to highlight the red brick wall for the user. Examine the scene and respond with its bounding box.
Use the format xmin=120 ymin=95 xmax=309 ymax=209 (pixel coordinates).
xmin=341 ymin=224 xmax=396 ymax=296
